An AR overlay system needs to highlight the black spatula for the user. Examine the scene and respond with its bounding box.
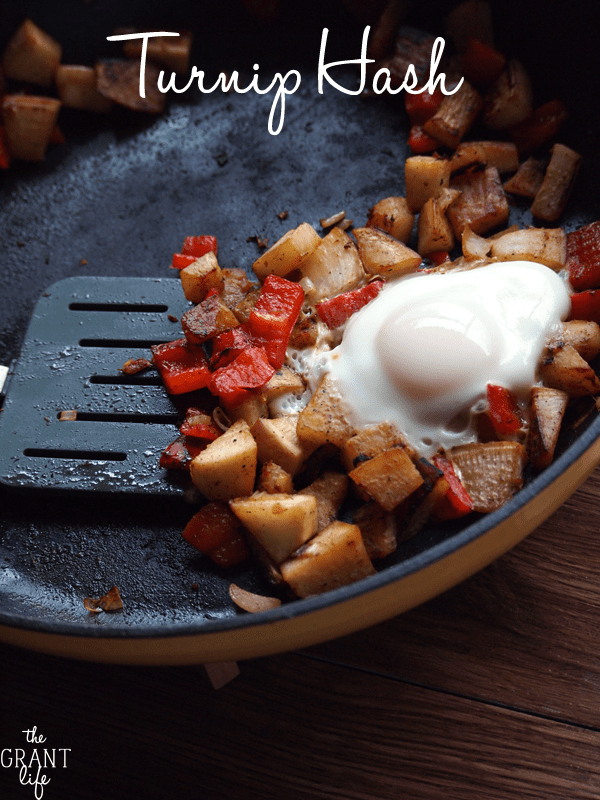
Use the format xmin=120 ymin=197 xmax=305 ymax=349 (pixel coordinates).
xmin=0 ymin=276 xmax=189 ymax=495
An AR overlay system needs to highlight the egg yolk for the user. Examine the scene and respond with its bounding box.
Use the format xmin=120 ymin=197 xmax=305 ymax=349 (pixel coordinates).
xmin=376 ymin=300 xmax=499 ymax=408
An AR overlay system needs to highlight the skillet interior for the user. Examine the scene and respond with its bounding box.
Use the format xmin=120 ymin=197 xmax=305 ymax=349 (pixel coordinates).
xmin=0 ymin=0 xmax=598 ymax=651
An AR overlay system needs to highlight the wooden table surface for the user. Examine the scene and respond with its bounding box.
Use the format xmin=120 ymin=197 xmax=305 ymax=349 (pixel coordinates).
xmin=3 ymin=467 xmax=600 ymax=798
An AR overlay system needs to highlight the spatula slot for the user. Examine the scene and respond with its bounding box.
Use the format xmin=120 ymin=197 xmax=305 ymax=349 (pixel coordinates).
xmin=89 ymin=375 xmax=163 ymax=386
xmin=23 ymin=448 xmax=128 ymax=461
xmin=56 ymin=412 xmax=178 ymax=424
xmin=69 ymin=303 xmax=170 ymax=313
xmin=79 ymin=339 xmax=168 ymax=348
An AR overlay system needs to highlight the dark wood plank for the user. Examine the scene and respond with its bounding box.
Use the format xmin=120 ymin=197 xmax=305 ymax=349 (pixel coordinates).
xmin=306 ymin=468 xmax=600 ymax=729
xmin=2 ymin=644 xmax=600 ymax=799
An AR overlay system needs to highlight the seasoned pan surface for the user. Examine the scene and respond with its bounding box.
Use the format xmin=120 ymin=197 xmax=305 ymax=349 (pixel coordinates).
xmin=0 ymin=0 xmax=598 ymax=659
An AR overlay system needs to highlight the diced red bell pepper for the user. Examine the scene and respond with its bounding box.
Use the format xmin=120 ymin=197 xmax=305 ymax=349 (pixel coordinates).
xmin=159 ymin=436 xmax=189 ymax=469
xmin=151 ymin=338 xmax=211 ymax=395
xmin=179 ymin=408 xmax=220 ymax=441
xmin=404 ymin=88 xmax=443 ymax=126
xmin=159 ymin=432 xmax=209 ymax=469
xmin=182 ymin=502 xmax=250 ymax=568
xmin=425 ymin=250 xmax=451 ymax=267
xmin=209 ymin=534 xmax=251 ymax=568
xmin=510 ymin=99 xmax=568 ymax=155
xmin=49 ymin=124 xmax=66 ymax=145
xmin=180 ymin=421 xmax=219 ymax=440
xmin=246 ymin=275 xmax=304 ymax=368
xmin=316 ymin=279 xmax=384 ymax=329
xmin=408 ymin=124 xmax=440 ymax=154
xmin=0 ymin=127 xmax=10 ymax=170
xmin=569 ymin=290 xmax=600 ymax=324
xmin=210 ymin=325 xmax=252 ymax=369
xmin=171 ymin=253 xmax=197 ymax=270
xmin=184 ymin=437 xmax=207 ymax=459
xmin=181 ymin=235 xmax=218 ymax=258
xmin=567 ymin=222 xmax=600 ymax=291
xmin=461 ymin=37 xmax=506 ymax=86
xmin=432 ymin=454 xmax=474 ymax=520
xmin=486 ymin=384 xmax=523 ymax=436
xmin=209 ymin=346 xmax=275 ymax=408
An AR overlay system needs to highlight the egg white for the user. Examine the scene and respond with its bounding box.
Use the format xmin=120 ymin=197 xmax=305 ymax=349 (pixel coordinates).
xmin=317 ymin=261 xmax=571 ymax=457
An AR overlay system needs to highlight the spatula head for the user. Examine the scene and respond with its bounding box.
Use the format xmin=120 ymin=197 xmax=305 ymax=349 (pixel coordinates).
xmin=0 ymin=276 xmax=191 ymax=495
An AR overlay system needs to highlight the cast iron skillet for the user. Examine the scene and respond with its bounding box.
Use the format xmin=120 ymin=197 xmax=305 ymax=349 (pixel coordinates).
xmin=0 ymin=0 xmax=599 ymax=664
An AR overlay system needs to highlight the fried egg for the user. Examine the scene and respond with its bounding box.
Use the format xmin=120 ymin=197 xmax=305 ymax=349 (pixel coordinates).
xmin=320 ymin=261 xmax=570 ymax=457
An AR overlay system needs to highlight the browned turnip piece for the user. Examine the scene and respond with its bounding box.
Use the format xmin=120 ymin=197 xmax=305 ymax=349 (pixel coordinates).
xmin=422 ymin=81 xmax=483 ymax=149
xmin=228 ymin=395 xmax=268 ymax=428
xmin=348 ymin=447 xmax=424 ymax=512
xmin=531 ymin=144 xmax=582 ymax=223
xmin=288 ymin=307 xmax=320 ymax=349
xmin=122 ymin=30 xmax=193 ymax=75
xmin=539 ymin=343 xmax=600 ymax=398
xmin=400 ymin=470 xmax=450 ymax=540
xmin=256 ymin=461 xmax=294 ymax=494
xmin=503 ymin=157 xmax=547 ymax=199
xmin=181 ymin=296 xmax=239 ymax=345
xmin=340 ymin=421 xmax=412 ymax=472
xmin=2 ymin=95 xmax=61 ymax=161
xmin=55 ymin=65 xmax=113 ymax=112
xmin=489 ymin=227 xmax=566 ymax=271
xmin=220 ymin=268 xmax=258 ymax=311
xmin=2 ymin=19 xmax=62 ymax=86
xmin=253 ymin=223 xmax=321 ymax=281
xmin=180 ymin=251 xmax=224 ymax=303
xmin=366 ymin=196 xmax=415 ymax=243
xmin=251 ymin=414 xmax=313 ymax=476
xmin=388 ymin=27 xmax=437 ymax=88
xmin=417 ymin=195 xmax=455 ymax=255
xmin=298 ymin=472 xmax=349 ymax=532
xmin=483 ymin=60 xmax=533 ymax=130
xmin=299 ymin=228 xmax=365 ymax=303
xmin=448 ymin=441 xmax=527 ymax=513
xmin=366 ymin=0 xmax=413 ymax=63
xmin=233 ymin=288 xmax=260 ymax=324
xmin=296 ymin=374 xmax=356 ymax=449
xmin=450 ymin=141 xmax=519 ymax=175
xmin=190 ymin=420 xmax=257 ymax=502
xmin=527 ymin=387 xmax=569 ymax=470
xmin=354 ymin=502 xmax=398 ymax=560
xmin=447 ymin=166 xmax=509 ymax=236
xmin=436 ymin=187 xmax=462 ymax=212
xmin=280 ymin=521 xmax=376 ymax=598
xmin=260 ymin=367 xmax=305 ymax=406
xmin=95 ymin=59 xmax=166 ymax=113
xmin=487 ymin=224 xmax=520 ymax=240
xmin=561 ymin=321 xmax=600 ymax=362
xmin=405 ymin=155 xmax=451 ymax=213
xmin=230 ymin=492 xmax=318 ymax=564
xmin=353 ymin=226 xmax=421 ymax=277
